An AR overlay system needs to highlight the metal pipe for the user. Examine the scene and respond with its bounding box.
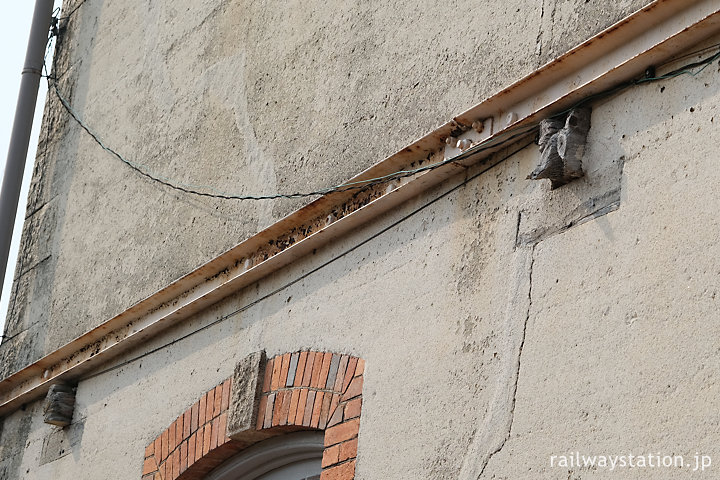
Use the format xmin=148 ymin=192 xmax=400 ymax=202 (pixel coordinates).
xmin=0 ymin=0 xmax=54 ymax=301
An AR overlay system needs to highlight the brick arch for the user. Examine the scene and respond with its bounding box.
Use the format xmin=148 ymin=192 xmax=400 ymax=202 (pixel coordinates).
xmin=141 ymin=351 xmax=364 ymax=480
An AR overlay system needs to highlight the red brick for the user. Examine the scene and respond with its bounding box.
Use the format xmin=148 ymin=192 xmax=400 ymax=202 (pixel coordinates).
xmin=302 ymin=352 xmax=316 ymax=386
xmin=324 ymin=418 xmax=360 ymax=447
xmin=172 ymin=449 xmax=180 ymax=479
xmin=343 ymin=358 xmax=358 ymax=392
xmin=213 ymin=384 xmax=223 ymax=417
xmin=195 ymin=428 xmax=204 ymax=462
xmin=180 ymin=440 xmax=188 ymax=473
xmin=145 ymin=441 xmax=155 ymax=459
xmin=333 ymin=355 xmax=349 ymax=393
xmin=311 ymin=392 xmax=325 ymax=428
xmin=294 ymin=352 xmax=308 ymax=387
xmin=203 ymin=422 xmax=212 ymax=456
xmin=183 ymin=409 xmax=191 ymax=439
xmin=166 ymin=451 xmax=173 ymax=480
xmin=272 ymin=391 xmax=282 ymax=426
xmin=154 ymin=473 xmax=161 ymax=480
xmin=273 ymin=391 xmax=287 ymax=426
xmin=279 ymin=389 xmax=292 ymax=425
xmin=322 ymin=444 xmax=340 ymax=468
xmin=288 ymin=389 xmax=301 ymax=425
xmin=327 ymin=403 xmax=343 ymax=428
xmin=188 ymin=432 xmax=196 ymax=467
xmin=310 ymin=353 xmax=325 ymax=388
xmin=154 ymin=436 xmax=162 ymax=465
xmin=191 ymin=402 xmax=199 ymax=433
xmin=318 ymin=390 xmax=333 ymax=429
xmin=341 ymin=376 xmax=363 ymax=402
xmin=355 ymin=358 xmax=365 ymax=376
xmin=320 ymin=460 xmax=355 ymax=480
xmin=143 ymin=457 xmax=157 ymax=475
xmin=206 ymin=388 xmax=215 ymax=421
xmin=160 ymin=460 xmax=167 ymax=480
xmin=168 ymin=422 xmax=176 ymax=454
xmin=176 ymin=415 xmax=184 ymax=445
xmin=211 ymin=416 xmax=220 ymax=450
xmin=303 ymin=391 xmax=316 ymax=427
xmin=271 ymin=356 xmax=282 ymax=390
xmin=317 ymin=353 xmax=333 ymax=388
xmin=344 ymin=397 xmax=362 ymax=419
xmin=256 ymin=395 xmax=268 ymax=430
xmin=339 ymin=437 xmax=358 ymax=462
xmin=218 ymin=412 xmax=228 ymax=445
xmin=329 ymin=394 xmax=340 ymax=423
xmin=199 ymin=394 xmax=207 ymax=426
xmin=221 ymin=378 xmax=232 ymax=412
xmin=174 ymin=418 xmax=182 ymax=450
xmin=296 ymin=389 xmax=308 ymax=425
xmin=279 ymin=353 xmax=291 ymax=387
xmin=262 ymin=357 xmax=274 ymax=393
xmin=263 ymin=393 xmax=275 ymax=429
xmin=161 ymin=430 xmax=169 ymax=461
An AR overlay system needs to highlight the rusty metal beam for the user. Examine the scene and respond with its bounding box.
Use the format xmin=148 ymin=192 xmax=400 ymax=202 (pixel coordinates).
xmin=1 ymin=0 xmax=719 ymax=417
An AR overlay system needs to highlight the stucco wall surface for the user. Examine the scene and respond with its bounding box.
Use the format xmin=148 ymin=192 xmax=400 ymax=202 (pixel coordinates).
xmin=2 ymin=34 xmax=720 ymax=479
xmin=0 ymin=0 xmax=651 ymax=379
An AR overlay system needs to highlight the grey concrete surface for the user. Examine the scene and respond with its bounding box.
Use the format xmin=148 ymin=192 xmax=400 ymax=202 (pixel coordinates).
xmin=4 ymin=41 xmax=720 ymax=477
xmin=227 ymin=351 xmax=267 ymax=442
xmin=9 ymin=1 xmax=720 ymax=479
xmin=0 ymin=0 xmax=654 ymax=378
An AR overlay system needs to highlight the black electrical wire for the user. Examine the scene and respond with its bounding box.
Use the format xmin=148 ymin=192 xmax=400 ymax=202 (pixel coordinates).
xmin=80 ymin=138 xmax=535 ymax=382
xmin=49 ymin=75 xmax=537 ymax=201
xmin=48 ymin=44 xmax=720 ymax=202
xmin=30 ymin=17 xmax=720 ymax=378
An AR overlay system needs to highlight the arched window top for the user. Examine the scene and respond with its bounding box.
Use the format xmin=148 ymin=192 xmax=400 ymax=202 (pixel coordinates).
xmin=141 ymin=350 xmax=364 ymax=480
xmin=205 ymin=431 xmax=323 ymax=480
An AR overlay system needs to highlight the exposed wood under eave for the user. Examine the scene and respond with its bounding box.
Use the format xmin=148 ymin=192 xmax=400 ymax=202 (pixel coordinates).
xmin=1 ymin=0 xmax=719 ymax=417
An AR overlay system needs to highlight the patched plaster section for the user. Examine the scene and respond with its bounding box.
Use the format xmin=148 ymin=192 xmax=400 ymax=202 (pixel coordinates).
xmin=458 ymin=245 xmax=534 ymax=480
xmin=201 ymin=53 xmax=278 ymax=228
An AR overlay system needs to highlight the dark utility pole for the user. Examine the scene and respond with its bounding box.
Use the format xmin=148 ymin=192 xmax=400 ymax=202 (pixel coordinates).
xmin=0 ymin=0 xmax=54 ymax=300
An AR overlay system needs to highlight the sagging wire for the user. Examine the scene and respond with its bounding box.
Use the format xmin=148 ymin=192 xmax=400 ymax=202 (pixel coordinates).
xmin=49 ymin=77 xmax=538 ymax=200
xmin=80 ymin=138 xmax=536 ymax=382
xmin=46 ymin=24 xmax=720 ymax=202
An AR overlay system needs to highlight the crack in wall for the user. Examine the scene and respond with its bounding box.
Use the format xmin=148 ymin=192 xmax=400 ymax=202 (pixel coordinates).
xmin=462 ymin=162 xmax=623 ymax=478
xmin=458 ymin=243 xmax=535 ymax=480
xmin=476 ymin=244 xmax=535 ymax=478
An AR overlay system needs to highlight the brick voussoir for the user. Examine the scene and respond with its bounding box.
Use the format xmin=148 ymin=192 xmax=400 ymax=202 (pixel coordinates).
xmin=141 ymin=352 xmax=363 ymax=480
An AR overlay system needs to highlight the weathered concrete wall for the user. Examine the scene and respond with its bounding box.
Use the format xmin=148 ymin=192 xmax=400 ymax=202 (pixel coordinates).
xmin=0 ymin=0 xmax=653 ymax=380
xmin=2 ymin=33 xmax=720 ymax=478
